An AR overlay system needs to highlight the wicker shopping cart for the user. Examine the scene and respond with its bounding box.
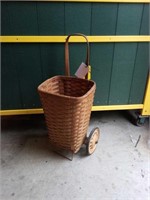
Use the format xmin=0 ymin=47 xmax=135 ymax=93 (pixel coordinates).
xmin=38 ymin=33 xmax=100 ymax=159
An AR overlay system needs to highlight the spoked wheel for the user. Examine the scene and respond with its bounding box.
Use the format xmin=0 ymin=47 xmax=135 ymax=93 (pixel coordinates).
xmin=86 ymin=127 xmax=100 ymax=155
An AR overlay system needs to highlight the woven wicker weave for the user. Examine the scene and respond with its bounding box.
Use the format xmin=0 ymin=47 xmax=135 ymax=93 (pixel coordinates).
xmin=38 ymin=76 xmax=95 ymax=153
xmin=38 ymin=33 xmax=96 ymax=153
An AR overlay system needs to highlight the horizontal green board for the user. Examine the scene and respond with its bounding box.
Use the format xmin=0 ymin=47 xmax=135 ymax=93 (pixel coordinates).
xmin=128 ymin=43 xmax=149 ymax=104
xmin=116 ymin=3 xmax=143 ymax=35
xmin=37 ymin=3 xmax=65 ymax=35
xmin=1 ymin=2 xmax=11 ymax=35
xmin=65 ymin=3 xmax=91 ymax=35
xmin=1 ymin=42 xmax=149 ymax=109
xmin=140 ymin=4 xmax=149 ymax=35
xmin=1 ymin=2 xmax=148 ymax=36
xmin=40 ymin=44 xmax=65 ymax=79
xmin=128 ymin=5 xmax=149 ymax=104
xmin=91 ymin=43 xmax=114 ymax=105
xmin=91 ymin=3 xmax=118 ymax=35
xmin=5 ymin=2 xmax=38 ymax=35
xmin=1 ymin=2 xmax=149 ymax=109
xmin=11 ymin=44 xmax=43 ymax=108
xmin=1 ymin=44 xmax=43 ymax=109
xmin=108 ymin=43 xmax=138 ymax=105
xmin=1 ymin=44 xmax=22 ymax=109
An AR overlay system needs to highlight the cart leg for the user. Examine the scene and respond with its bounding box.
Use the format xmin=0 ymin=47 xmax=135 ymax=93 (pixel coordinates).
xmin=53 ymin=149 xmax=74 ymax=161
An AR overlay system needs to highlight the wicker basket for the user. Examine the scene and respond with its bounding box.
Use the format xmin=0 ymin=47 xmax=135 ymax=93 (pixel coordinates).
xmin=38 ymin=33 xmax=96 ymax=153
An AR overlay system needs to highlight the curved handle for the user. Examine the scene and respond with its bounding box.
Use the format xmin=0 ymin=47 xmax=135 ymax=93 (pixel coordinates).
xmin=65 ymin=33 xmax=90 ymax=76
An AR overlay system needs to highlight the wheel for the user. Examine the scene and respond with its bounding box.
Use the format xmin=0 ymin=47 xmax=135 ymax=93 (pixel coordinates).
xmin=135 ymin=117 xmax=146 ymax=127
xmin=86 ymin=127 xmax=100 ymax=155
xmin=127 ymin=110 xmax=146 ymax=127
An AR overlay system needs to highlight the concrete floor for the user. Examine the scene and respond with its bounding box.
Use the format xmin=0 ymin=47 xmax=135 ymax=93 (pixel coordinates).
xmin=1 ymin=111 xmax=150 ymax=200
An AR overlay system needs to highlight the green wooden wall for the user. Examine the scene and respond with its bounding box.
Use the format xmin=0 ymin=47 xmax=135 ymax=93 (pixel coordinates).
xmin=1 ymin=2 xmax=149 ymax=109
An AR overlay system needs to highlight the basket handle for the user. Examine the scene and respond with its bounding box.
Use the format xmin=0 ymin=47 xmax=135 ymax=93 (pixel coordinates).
xmin=65 ymin=33 xmax=90 ymax=76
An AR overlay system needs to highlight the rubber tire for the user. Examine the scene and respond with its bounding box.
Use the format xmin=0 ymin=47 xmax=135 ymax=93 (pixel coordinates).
xmin=86 ymin=127 xmax=100 ymax=155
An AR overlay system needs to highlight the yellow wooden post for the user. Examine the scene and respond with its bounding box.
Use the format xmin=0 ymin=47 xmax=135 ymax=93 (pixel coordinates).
xmin=141 ymin=75 xmax=150 ymax=116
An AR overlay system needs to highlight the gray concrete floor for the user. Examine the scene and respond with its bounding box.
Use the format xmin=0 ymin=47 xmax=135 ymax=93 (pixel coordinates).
xmin=1 ymin=111 xmax=150 ymax=200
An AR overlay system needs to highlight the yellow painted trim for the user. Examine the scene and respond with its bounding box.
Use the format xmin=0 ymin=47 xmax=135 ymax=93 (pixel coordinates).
xmin=14 ymin=0 xmax=150 ymax=3
xmin=0 ymin=109 xmax=44 ymax=116
xmin=1 ymin=36 xmax=150 ymax=43
xmin=141 ymin=75 xmax=150 ymax=116
xmin=92 ymin=104 xmax=143 ymax=111
xmin=0 ymin=104 xmax=144 ymax=116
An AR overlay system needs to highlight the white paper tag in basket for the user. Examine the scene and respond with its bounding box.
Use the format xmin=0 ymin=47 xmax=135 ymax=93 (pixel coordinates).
xmin=75 ymin=62 xmax=89 ymax=78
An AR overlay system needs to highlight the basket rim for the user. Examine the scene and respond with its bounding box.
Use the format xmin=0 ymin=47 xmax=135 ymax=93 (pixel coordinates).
xmin=38 ymin=75 xmax=96 ymax=100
